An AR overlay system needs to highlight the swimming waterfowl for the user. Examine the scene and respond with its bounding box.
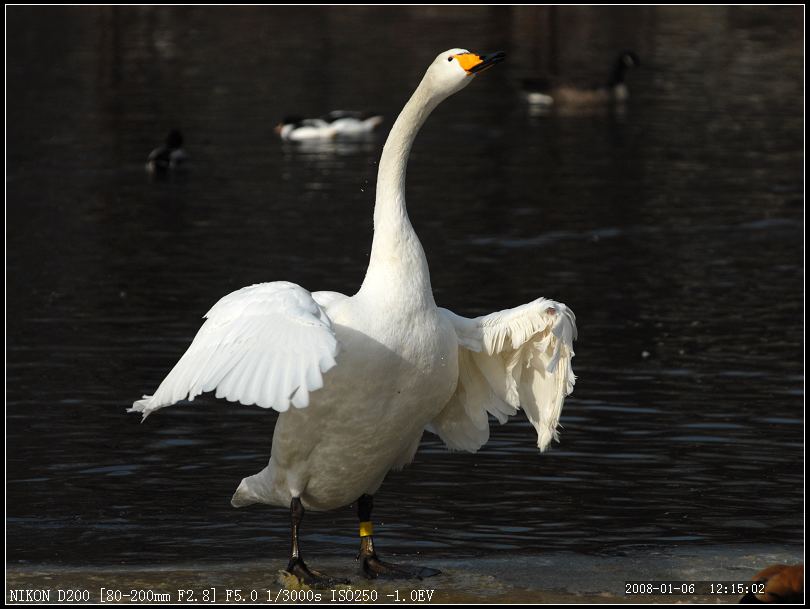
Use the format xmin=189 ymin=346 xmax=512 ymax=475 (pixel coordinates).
xmin=276 ymin=111 xmax=383 ymax=141
xmin=523 ymin=50 xmax=640 ymax=109
xmin=275 ymin=116 xmax=335 ymax=141
xmin=322 ymin=111 xmax=384 ymax=135
xmin=739 ymin=564 xmax=803 ymax=603
xmin=146 ymin=129 xmax=188 ymax=173
xmin=131 ymin=48 xmax=576 ymax=586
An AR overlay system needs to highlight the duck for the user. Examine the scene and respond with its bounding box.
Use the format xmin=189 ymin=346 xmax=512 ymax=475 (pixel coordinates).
xmin=276 ymin=111 xmax=383 ymax=141
xmin=739 ymin=564 xmax=803 ymax=603
xmin=275 ymin=116 xmax=335 ymax=141
xmin=130 ymin=48 xmax=576 ymax=587
xmin=322 ymin=110 xmax=384 ymax=135
xmin=523 ymin=50 xmax=640 ymax=109
xmin=145 ymin=129 xmax=188 ymax=173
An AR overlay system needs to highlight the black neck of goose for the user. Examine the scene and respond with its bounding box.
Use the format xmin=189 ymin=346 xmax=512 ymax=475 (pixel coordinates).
xmin=609 ymin=53 xmax=639 ymax=87
xmin=608 ymin=59 xmax=627 ymax=87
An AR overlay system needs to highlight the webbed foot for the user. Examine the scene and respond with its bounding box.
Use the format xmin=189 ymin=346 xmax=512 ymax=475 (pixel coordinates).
xmin=286 ymin=557 xmax=350 ymax=588
xmin=359 ymin=550 xmax=441 ymax=580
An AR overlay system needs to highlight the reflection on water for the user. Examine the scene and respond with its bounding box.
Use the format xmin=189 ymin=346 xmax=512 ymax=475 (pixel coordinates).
xmin=6 ymin=6 xmax=803 ymax=567
xmin=285 ymin=139 xmax=379 ymax=157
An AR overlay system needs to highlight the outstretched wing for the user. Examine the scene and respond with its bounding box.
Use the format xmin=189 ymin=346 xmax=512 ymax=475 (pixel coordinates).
xmin=129 ymin=282 xmax=340 ymax=420
xmin=432 ymin=298 xmax=577 ymax=452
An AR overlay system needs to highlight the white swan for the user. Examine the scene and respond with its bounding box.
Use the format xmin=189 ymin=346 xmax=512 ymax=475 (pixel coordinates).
xmin=131 ymin=48 xmax=576 ymax=585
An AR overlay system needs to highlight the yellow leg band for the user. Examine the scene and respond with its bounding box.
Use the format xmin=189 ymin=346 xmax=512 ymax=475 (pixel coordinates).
xmin=359 ymin=521 xmax=373 ymax=537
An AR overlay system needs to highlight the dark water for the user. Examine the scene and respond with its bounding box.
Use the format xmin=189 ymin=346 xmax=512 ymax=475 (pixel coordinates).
xmin=6 ymin=6 xmax=803 ymax=568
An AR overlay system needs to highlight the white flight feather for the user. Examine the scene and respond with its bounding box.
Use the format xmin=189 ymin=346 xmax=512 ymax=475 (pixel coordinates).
xmin=433 ymin=298 xmax=577 ymax=452
xmin=128 ymin=282 xmax=339 ymax=420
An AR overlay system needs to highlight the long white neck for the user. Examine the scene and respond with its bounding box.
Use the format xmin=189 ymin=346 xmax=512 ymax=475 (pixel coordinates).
xmin=357 ymin=77 xmax=442 ymax=306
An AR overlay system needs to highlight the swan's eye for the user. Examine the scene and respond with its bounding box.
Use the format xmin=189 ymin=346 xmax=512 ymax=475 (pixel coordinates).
xmin=447 ymin=56 xmax=453 ymax=62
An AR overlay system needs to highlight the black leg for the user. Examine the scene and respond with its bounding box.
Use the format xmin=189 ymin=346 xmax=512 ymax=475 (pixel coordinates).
xmin=285 ymin=497 xmax=349 ymax=588
xmin=356 ymin=494 xmax=441 ymax=580
xmin=288 ymin=497 xmax=305 ymax=564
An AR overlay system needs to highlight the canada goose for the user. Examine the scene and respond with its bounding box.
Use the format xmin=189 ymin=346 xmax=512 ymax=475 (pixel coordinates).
xmin=523 ymin=50 xmax=640 ymax=109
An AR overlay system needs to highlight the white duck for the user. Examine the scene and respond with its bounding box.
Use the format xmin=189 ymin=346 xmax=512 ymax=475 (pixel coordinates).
xmin=131 ymin=48 xmax=576 ymax=586
xmin=276 ymin=111 xmax=383 ymax=141
xmin=275 ymin=116 xmax=333 ymax=141
xmin=322 ymin=110 xmax=384 ymax=136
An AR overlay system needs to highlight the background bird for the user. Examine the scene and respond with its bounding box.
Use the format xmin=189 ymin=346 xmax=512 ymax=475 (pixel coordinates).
xmin=145 ymin=129 xmax=188 ymax=173
xmin=522 ymin=50 xmax=641 ymax=109
xmin=276 ymin=111 xmax=383 ymax=141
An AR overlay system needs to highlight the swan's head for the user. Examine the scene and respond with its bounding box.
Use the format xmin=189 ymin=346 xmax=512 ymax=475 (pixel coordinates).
xmin=423 ymin=48 xmax=506 ymax=99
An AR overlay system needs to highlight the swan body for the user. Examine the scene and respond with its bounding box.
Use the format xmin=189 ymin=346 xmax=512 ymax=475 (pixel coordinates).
xmin=235 ymin=287 xmax=460 ymax=510
xmin=146 ymin=129 xmax=187 ymax=172
xmin=523 ymin=50 xmax=640 ymax=109
xmin=276 ymin=112 xmax=383 ymax=141
xmin=132 ymin=48 xmax=575 ymax=576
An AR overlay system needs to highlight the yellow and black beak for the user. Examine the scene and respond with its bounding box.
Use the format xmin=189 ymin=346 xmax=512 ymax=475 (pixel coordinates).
xmin=455 ymin=51 xmax=506 ymax=74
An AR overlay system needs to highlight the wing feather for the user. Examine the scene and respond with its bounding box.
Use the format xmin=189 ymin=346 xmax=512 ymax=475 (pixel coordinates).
xmin=433 ymin=298 xmax=576 ymax=452
xmin=129 ymin=282 xmax=341 ymax=419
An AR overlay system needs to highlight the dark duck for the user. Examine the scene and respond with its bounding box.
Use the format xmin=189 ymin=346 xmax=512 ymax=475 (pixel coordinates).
xmin=146 ymin=129 xmax=188 ymax=174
